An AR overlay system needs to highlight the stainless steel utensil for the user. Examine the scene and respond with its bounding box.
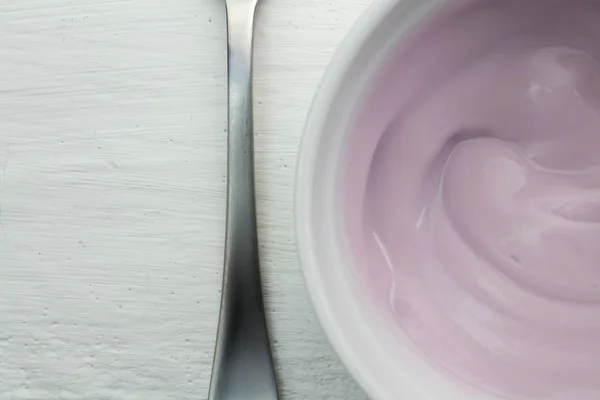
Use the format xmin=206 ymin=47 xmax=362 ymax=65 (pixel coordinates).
xmin=208 ymin=1 xmax=279 ymax=399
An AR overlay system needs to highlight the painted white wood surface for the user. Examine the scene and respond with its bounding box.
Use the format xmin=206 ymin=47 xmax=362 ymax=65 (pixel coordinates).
xmin=0 ymin=0 xmax=373 ymax=398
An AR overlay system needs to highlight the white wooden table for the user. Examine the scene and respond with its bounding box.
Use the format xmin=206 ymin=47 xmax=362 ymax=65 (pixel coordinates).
xmin=0 ymin=0 xmax=372 ymax=398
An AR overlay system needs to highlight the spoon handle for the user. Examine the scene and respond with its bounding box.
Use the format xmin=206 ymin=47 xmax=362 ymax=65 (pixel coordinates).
xmin=208 ymin=2 xmax=279 ymax=400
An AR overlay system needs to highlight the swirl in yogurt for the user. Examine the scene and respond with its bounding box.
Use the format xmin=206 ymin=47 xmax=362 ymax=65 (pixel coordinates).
xmin=347 ymin=0 xmax=600 ymax=398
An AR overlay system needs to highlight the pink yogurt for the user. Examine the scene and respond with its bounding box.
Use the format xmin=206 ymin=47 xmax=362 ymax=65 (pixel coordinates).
xmin=346 ymin=0 xmax=600 ymax=398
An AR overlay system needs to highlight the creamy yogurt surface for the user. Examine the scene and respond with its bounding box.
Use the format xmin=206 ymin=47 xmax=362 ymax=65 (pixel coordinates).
xmin=346 ymin=0 xmax=600 ymax=398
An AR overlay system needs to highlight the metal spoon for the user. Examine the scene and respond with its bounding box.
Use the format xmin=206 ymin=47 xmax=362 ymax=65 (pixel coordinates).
xmin=208 ymin=0 xmax=279 ymax=399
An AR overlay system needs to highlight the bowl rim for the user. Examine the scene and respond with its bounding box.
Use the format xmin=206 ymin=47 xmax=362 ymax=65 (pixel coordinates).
xmin=294 ymin=1 xmax=413 ymax=399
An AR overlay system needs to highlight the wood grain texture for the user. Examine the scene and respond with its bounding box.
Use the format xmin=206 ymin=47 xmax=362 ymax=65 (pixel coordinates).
xmin=0 ymin=0 xmax=372 ymax=398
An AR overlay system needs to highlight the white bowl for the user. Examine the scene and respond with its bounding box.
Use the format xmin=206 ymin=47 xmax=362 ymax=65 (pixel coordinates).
xmin=295 ymin=1 xmax=502 ymax=399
